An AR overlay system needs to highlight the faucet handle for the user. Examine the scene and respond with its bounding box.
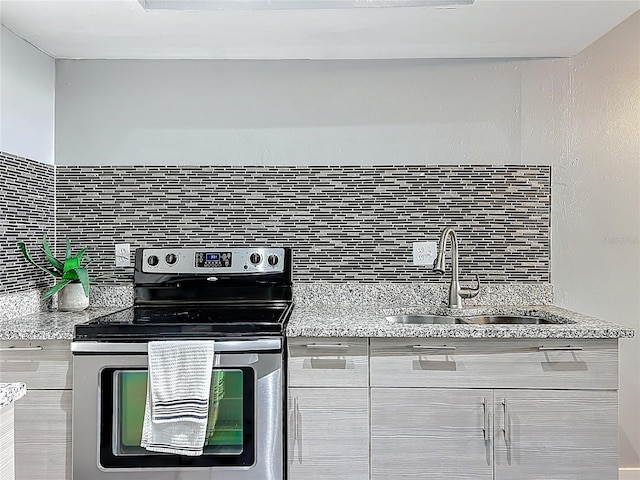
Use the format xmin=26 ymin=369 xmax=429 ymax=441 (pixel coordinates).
xmin=460 ymin=274 xmax=480 ymax=299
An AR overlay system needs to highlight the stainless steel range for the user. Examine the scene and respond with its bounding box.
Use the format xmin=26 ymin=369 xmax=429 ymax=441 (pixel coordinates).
xmin=71 ymin=247 xmax=292 ymax=480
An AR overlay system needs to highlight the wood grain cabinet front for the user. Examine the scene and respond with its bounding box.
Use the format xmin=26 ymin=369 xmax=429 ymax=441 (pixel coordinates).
xmin=369 ymin=338 xmax=618 ymax=390
xmin=287 ymin=338 xmax=369 ymax=480
xmin=13 ymin=390 xmax=72 ymax=480
xmin=371 ymin=387 xmax=493 ymax=480
xmin=369 ymin=338 xmax=619 ymax=480
xmin=0 ymin=340 xmax=72 ymax=480
xmin=493 ymin=389 xmax=618 ymax=480
xmin=288 ymin=387 xmax=369 ymax=480
xmin=288 ymin=337 xmax=368 ymax=388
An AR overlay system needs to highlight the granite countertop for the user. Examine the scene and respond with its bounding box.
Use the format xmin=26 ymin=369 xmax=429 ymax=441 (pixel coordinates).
xmin=286 ymin=304 xmax=635 ymax=339
xmin=0 ymin=283 xmax=634 ymax=340
xmin=0 ymin=285 xmax=134 ymax=341
xmin=0 ymin=307 xmax=126 ymax=340
xmin=0 ymin=304 xmax=634 ymax=341
xmin=0 ymin=383 xmax=26 ymax=408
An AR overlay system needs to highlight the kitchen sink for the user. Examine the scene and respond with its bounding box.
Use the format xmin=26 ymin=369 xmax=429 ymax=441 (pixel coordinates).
xmin=386 ymin=314 xmax=555 ymax=325
xmin=462 ymin=315 xmax=553 ymax=325
xmin=386 ymin=315 xmax=467 ymax=325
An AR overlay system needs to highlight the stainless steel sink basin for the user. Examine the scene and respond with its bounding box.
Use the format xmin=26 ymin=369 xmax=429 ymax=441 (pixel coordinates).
xmin=386 ymin=314 xmax=554 ymax=325
xmin=386 ymin=315 xmax=467 ymax=325
xmin=462 ymin=315 xmax=553 ymax=325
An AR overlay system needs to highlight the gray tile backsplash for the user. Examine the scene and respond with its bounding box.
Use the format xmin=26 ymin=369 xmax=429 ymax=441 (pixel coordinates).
xmin=0 ymin=152 xmax=55 ymax=294
xmin=56 ymin=165 xmax=550 ymax=284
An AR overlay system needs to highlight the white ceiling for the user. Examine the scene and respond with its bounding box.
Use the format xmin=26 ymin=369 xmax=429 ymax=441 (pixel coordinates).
xmin=0 ymin=0 xmax=638 ymax=60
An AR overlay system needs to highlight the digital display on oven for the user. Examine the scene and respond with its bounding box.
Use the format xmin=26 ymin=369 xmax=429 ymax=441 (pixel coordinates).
xmin=196 ymin=251 xmax=232 ymax=268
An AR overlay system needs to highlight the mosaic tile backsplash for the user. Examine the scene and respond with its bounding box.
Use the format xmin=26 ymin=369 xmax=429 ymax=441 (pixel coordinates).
xmin=0 ymin=152 xmax=55 ymax=294
xmin=56 ymin=165 xmax=550 ymax=284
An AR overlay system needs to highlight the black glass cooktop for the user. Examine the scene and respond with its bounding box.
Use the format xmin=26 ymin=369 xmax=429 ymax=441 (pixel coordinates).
xmin=75 ymin=304 xmax=291 ymax=340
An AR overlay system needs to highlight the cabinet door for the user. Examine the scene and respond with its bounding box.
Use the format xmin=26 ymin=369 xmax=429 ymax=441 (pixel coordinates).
xmin=288 ymin=387 xmax=369 ymax=480
xmin=371 ymin=388 xmax=493 ymax=480
xmin=14 ymin=390 xmax=72 ymax=480
xmin=494 ymin=389 xmax=618 ymax=480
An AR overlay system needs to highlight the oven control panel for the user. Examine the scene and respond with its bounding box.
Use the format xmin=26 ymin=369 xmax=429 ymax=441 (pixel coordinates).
xmin=140 ymin=248 xmax=286 ymax=274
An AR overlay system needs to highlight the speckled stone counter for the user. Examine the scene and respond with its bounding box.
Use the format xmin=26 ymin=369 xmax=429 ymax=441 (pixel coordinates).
xmin=288 ymin=283 xmax=634 ymax=339
xmin=0 ymin=307 xmax=127 ymax=340
xmin=0 ymin=284 xmax=133 ymax=341
xmin=1 ymin=283 xmax=634 ymax=340
xmin=0 ymin=383 xmax=26 ymax=408
xmin=286 ymin=304 xmax=635 ymax=338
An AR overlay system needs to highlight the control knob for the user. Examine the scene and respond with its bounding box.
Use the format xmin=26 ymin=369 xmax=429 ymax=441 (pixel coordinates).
xmin=147 ymin=255 xmax=159 ymax=266
xmin=165 ymin=253 xmax=177 ymax=265
xmin=249 ymin=253 xmax=262 ymax=265
xmin=267 ymin=254 xmax=279 ymax=266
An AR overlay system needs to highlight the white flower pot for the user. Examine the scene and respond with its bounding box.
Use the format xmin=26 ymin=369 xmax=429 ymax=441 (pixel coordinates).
xmin=58 ymin=283 xmax=89 ymax=312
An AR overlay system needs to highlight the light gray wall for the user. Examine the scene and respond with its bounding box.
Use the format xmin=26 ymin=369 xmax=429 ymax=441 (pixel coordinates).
xmin=55 ymin=57 xmax=568 ymax=166
xmin=0 ymin=25 xmax=55 ymax=165
xmin=553 ymin=12 xmax=640 ymax=469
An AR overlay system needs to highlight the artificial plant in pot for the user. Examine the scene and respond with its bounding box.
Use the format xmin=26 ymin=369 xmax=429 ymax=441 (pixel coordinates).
xmin=18 ymin=236 xmax=91 ymax=312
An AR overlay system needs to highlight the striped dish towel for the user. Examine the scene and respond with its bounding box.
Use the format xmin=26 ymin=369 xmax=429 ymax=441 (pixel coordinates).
xmin=141 ymin=340 xmax=215 ymax=456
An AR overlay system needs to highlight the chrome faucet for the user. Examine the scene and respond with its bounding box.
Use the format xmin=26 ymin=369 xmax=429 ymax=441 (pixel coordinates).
xmin=433 ymin=227 xmax=480 ymax=309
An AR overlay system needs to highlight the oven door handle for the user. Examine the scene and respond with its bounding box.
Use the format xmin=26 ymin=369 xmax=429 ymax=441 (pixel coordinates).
xmin=71 ymin=338 xmax=282 ymax=354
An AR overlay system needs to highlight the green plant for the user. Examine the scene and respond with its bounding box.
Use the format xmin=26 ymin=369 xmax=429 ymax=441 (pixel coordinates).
xmin=18 ymin=235 xmax=90 ymax=299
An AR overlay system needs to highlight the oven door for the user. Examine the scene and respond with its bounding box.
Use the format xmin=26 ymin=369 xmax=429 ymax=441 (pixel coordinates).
xmin=72 ymin=339 xmax=283 ymax=480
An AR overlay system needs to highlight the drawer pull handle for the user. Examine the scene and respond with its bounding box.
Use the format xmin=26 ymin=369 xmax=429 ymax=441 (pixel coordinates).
xmin=412 ymin=345 xmax=457 ymax=351
xmin=502 ymin=398 xmax=510 ymax=442
xmin=305 ymin=344 xmax=350 ymax=350
xmin=0 ymin=345 xmax=43 ymax=352
xmin=538 ymin=346 xmax=583 ymax=352
xmin=482 ymin=397 xmax=490 ymax=441
xmin=293 ymin=397 xmax=299 ymax=441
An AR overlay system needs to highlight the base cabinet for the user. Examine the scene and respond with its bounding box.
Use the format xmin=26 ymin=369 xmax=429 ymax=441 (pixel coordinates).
xmin=371 ymin=387 xmax=493 ymax=480
xmin=493 ymin=389 xmax=618 ymax=479
xmin=0 ymin=340 xmax=72 ymax=480
xmin=369 ymin=338 xmax=619 ymax=480
xmin=288 ymin=388 xmax=369 ymax=480
xmin=13 ymin=391 xmax=72 ymax=480
xmin=287 ymin=338 xmax=369 ymax=480
xmin=371 ymin=387 xmax=618 ymax=480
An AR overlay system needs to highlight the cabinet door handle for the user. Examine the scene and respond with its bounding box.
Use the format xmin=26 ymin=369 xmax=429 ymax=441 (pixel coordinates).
xmin=502 ymin=398 xmax=510 ymax=441
xmin=538 ymin=346 xmax=583 ymax=351
xmin=0 ymin=345 xmax=43 ymax=352
xmin=305 ymin=344 xmax=349 ymax=350
xmin=412 ymin=345 xmax=456 ymax=351
xmin=293 ymin=397 xmax=299 ymax=442
xmin=482 ymin=397 xmax=490 ymax=441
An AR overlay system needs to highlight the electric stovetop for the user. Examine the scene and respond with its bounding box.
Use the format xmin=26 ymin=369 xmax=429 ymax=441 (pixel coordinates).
xmin=74 ymin=247 xmax=293 ymax=341
xmin=75 ymin=303 xmax=292 ymax=339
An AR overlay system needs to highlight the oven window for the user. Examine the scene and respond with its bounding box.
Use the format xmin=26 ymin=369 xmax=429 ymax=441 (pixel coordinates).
xmin=100 ymin=367 xmax=255 ymax=468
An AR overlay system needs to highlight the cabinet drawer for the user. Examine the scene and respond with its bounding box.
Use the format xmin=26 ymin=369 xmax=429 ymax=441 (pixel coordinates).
xmin=0 ymin=340 xmax=72 ymax=389
xmin=288 ymin=338 xmax=368 ymax=387
xmin=370 ymin=338 xmax=618 ymax=390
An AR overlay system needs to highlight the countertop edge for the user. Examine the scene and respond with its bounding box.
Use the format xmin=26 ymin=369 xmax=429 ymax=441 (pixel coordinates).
xmin=0 ymin=382 xmax=27 ymax=408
